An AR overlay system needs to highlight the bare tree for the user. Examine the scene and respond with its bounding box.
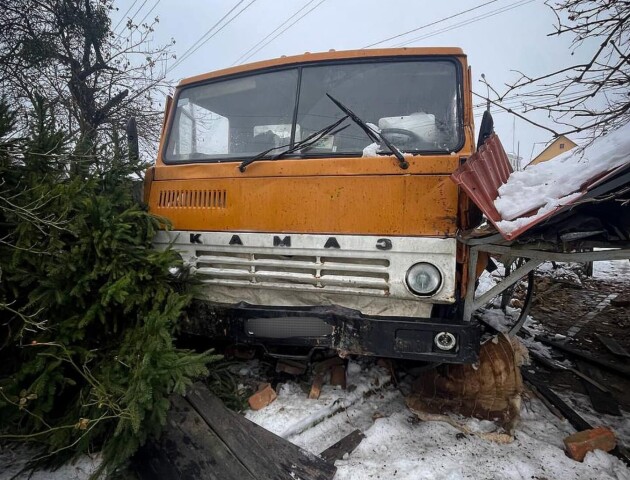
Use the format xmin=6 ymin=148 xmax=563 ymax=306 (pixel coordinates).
xmin=0 ymin=0 xmax=175 ymax=174
xmin=487 ymin=0 xmax=629 ymax=141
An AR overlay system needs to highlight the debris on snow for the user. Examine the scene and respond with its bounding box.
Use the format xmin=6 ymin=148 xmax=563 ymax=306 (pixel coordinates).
xmin=248 ymin=382 xmax=278 ymax=410
xmin=564 ymin=426 xmax=617 ymax=462
xmin=408 ymin=333 xmax=527 ymax=436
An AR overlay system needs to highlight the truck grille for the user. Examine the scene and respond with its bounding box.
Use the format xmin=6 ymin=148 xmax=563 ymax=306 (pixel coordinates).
xmin=193 ymin=250 xmax=390 ymax=296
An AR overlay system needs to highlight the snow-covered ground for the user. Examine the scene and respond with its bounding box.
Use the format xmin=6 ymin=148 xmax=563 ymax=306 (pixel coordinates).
xmin=0 ymin=449 xmax=101 ymax=480
xmin=2 ymin=260 xmax=628 ymax=480
xmin=243 ymin=257 xmax=630 ymax=479
xmin=245 ymin=358 xmax=630 ymax=480
xmin=593 ymin=259 xmax=630 ymax=283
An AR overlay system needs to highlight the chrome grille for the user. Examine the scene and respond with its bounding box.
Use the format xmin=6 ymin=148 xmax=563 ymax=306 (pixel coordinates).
xmin=193 ymin=250 xmax=390 ymax=295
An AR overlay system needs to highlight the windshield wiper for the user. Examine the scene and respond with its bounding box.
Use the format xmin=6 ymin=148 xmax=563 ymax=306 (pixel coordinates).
xmin=326 ymin=94 xmax=409 ymax=170
xmin=239 ymin=115 xmax=349 ymax=173
xmin=271 ymin=117 xmax=349 ymax=161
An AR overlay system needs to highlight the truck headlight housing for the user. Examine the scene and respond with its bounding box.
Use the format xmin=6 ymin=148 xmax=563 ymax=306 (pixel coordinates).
xmin=406 ymin=263 xmax=442 ymax=296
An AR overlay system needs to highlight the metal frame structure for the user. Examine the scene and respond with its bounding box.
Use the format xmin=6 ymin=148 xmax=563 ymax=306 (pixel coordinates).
xmin=462 ymin=236 xmax=630 ymax=326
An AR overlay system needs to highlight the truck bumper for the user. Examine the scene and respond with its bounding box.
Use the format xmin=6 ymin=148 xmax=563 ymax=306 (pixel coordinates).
xmin=186 ymin=302 xmax=480 ymax=364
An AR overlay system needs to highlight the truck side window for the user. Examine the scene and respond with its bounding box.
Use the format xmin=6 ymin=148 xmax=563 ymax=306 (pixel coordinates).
xmin=165 ymin=70 xmax=299 ymax=162
xmin=172 ymin=99 xmax=229 ymax=159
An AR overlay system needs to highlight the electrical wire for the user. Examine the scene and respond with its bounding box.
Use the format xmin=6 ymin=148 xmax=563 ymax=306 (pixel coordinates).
xmin=168 ymin=0 xmax=246 ymax=71
xmin=232 ymin=0 xmax=319 ymax=66
xmin=119 ymin=0 xmax=151 ymax=35
xmin=168 ymin=0 xmax=257 ymax=73
xmin=393 ymin=0 xmax=535 ymax=47
xmin=137 ymin=0 xmax=161 ymax=27
xmin=362 ymin=0 xmax=502 ymax=49
xmin=236 ymin=0 xmax=328 ymax=65
xmin=113 ymin=0 xmax=140 ymax=32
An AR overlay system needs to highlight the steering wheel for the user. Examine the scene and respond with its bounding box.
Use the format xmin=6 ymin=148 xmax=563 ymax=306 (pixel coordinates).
xmin=379 ymin=128 xmax=421 ymax=148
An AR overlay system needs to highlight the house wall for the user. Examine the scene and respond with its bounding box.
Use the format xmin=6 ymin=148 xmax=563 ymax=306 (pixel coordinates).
xmin=530 ymin=136 xmax=577 ymax=166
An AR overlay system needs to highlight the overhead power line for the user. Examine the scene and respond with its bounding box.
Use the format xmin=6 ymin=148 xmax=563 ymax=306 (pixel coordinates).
xmin=393 ymin=0 xmax=535 ymax=47
xmin=137 ymin=0 xmax=161 ymax=27
xmin=168 ymin=0 xmax=257 ymax=74
xmin=236 ymin=0 xmax=328 ymax=65
xmin=363 ymin=0 xmax=502 ymax=49
xmin=168 ymin=0 xmax=246 ymax=71
xmin=232 ymin=0 xmax=319 ymax=66
xmin=118 ymin=0 xmax=151 ymax=34
xmin=113 ymin=0 xmax=140 ymax=32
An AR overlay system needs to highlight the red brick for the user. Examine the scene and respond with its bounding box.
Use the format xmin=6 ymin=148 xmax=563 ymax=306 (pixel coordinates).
xmin=248 ymin=383 xmax=277 ymax=411
xmin=564 ymin=427 xmax=616 ymax=462
xmin=330 ymin=365 xmax=347 ymax=389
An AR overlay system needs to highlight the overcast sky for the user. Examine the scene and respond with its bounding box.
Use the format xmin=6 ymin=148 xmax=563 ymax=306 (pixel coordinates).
xmin=112 ymin=0 xmax=592 ymax=164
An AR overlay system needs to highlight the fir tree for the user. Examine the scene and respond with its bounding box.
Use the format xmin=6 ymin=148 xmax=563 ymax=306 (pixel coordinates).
xmin=0 ymin=97 xmax=219 ymax=476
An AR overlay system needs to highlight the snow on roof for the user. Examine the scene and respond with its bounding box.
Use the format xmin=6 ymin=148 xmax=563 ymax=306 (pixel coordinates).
xmin=494 ymin=122 xmax=630 ymax=234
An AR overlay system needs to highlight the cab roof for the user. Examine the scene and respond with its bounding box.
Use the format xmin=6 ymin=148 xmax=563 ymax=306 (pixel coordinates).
xmin=178 ymin=47 xmax=466 ymax=87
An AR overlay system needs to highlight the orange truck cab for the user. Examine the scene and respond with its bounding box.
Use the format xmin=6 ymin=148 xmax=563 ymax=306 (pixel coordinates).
xmin=147 ymin=48 xmax=481 ymax=363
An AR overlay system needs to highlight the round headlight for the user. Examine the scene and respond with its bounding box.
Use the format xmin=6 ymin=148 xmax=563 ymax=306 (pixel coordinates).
xmin=406 ymin=263 xmax=442 ymax=296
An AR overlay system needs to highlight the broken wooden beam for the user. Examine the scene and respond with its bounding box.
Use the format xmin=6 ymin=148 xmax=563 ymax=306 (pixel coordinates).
xmin=530 ymin=351 xmax=610 ymax=393
xmin=330 ymin=364 xmax=347 ymax=389
xmin=521 ymin=369 xmax=592 ymax=432
xmin=319 ymin=429 xmax=365 ymax=464
xmin=133 ymin=383 xmax=336 ymax=480
xmin=595 ymin=334 xmax=630 ymax=359
xmin=309 ymin=373 xmax=324 ymax=400
xmin=521 ymin=369 xmax=630 ymax=467
xmin=187 ymin=383 xmax=336 ymax=480
xmin=276 ymin=359 xmax=308 ymax=375
xmin=535 ymin=336 xmax=630 ymax=378
xmin=133 ymin=395 xmax=256 ymax=480
xmin=575 ymin=360 xmax=621 ymax=416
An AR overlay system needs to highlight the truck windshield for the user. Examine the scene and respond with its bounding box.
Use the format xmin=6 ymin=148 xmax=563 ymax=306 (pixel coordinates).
xmin=164 ymin=58 xmax=462 ymax=163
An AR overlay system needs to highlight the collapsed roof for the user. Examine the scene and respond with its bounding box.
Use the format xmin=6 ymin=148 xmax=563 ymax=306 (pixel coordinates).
xmin=452 ymin=123 xmax=630 ymax=245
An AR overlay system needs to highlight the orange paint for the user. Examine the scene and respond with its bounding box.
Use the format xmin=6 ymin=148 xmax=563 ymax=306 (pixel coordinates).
xmin=149 ymin=48 xmax=475 ymax=239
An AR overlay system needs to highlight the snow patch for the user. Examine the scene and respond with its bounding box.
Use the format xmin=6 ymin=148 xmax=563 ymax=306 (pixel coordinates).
xmin=494 ymin=122 xmax=630 ymax=228
xmin=362 ymin=142 xmax=379 ymax=157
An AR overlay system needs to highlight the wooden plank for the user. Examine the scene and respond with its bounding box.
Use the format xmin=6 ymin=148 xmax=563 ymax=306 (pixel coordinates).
xmin=319 ymin=429 xmax=365 ymax=463
xmin=522 ymin=370 xmax=630 ymax=467
xmin=535 ymin=337 xmax=630 ymax=378
xmin=575 ymin=360 xmax=621 ymax=416
xmin=531 ymin=351 xmax=610 ymax=393
xmin=134 ymin=396 xmax=254 ymax=480
xmin=309 ymin=373 xmax=324 ymax=400
xmin=595 ymin=334 xmax=630 ymax=359
xmin=521 ymin=369 xmax=592 ymax=431
xmin=187 ymin=382 xmax=336 ymax=480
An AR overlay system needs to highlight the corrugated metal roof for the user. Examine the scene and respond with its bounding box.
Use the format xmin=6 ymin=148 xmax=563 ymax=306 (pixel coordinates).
xmin=451 ymin=133 xmax=630 ymax=241
xmin=451 ymin=133 xmax=512 ymax=226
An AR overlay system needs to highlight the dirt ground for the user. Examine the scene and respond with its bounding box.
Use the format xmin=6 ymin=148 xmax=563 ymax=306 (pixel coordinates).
xmin=525 ymin=260 xmax=630 ymax=410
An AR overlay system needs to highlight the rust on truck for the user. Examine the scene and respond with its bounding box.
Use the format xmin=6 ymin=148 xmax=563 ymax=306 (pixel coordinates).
xmin=148 ymin=47 xmax=483 ymax=364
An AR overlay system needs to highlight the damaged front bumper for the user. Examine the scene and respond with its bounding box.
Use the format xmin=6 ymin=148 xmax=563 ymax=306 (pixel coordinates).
xmin=185 ymin=302 xmax=480 ymax=364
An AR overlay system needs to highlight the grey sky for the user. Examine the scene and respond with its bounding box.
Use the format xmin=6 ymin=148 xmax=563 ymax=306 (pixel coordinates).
xmin=113 ymin=0 xmax=591 ymax=164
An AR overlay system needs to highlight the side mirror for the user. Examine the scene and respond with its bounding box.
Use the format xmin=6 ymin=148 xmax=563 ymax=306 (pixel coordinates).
xmin=476 ymin=110 xmax=494 ymax=149
xmin=126 ymin=117 xmax=139 ymax=162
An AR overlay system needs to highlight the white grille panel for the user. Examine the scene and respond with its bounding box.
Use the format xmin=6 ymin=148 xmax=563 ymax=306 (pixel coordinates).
xmin=194 ymin=250 xmax=390 ymax=295
xmin=153 ymin=230 xmax=458 ymax=313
